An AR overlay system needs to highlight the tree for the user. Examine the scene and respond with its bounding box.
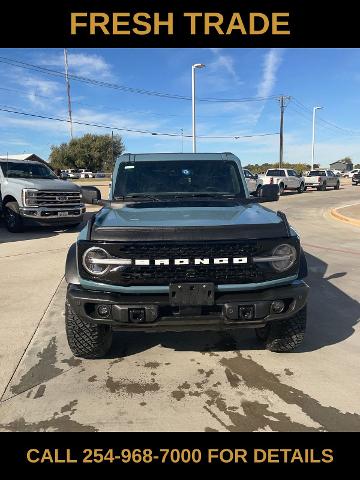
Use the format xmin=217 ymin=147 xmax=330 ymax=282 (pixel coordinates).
xmin=49 ymin=133 xmax=125 ymax=172
xmin=355 ymin=164 xmax=360 ymax=169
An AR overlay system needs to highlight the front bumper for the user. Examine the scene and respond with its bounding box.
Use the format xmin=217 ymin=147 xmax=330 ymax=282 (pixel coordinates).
xmin=20 ymin=205 xmax=86 ymax=225
xmin=67 ymin=280 xmax=309 ymax=332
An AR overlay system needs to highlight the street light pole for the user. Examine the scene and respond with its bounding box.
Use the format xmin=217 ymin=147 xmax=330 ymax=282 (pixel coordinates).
xmin=311 ymin=106 xmax=323 ymax=170
xmin=192 ymin=63 xmax=205 ymax=153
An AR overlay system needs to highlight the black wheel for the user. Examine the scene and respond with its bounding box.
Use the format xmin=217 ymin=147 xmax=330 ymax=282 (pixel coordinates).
xmin=65 ymin=302 xmax=113 ymax=359
xmin=255 ymin=307 xmax=307 ymax=353
xmin=255 ymin=185 xmax=262 ymax=197
xmin=334 ymin=182 xmax=340 ymax=190
xmin=278 ymin=183 xmax=285 ymax=195
xmin=297 ymin=183 xmax=305 ymax=193
xmin=3 ymin=201 xmax=24 ymax=232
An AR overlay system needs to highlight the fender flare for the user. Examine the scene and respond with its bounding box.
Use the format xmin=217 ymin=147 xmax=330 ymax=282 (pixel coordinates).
xmin=298 ymin=249 xmax=308 ymax=279
xmin=65 ymin=243 xmax=80 ymax=285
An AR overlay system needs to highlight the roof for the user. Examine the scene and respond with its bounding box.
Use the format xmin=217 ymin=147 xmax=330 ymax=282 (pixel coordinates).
xmin=117 ymin=152 xmax=239 ymax=162
xmin=0 ymin=153 xmax=46 ymax=162
xmin=330 ymin=159 xmax=353 ymax=165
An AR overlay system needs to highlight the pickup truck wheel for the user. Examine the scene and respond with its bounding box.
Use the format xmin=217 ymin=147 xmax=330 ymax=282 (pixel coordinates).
xmin=255 ymin=185 xmax=262 ymax=197
xmin=3 ymin=201 xmax=24 ymax=233
xmin=278 ymin=183 xmax=284 ymax=195
xmin=297 ymin=183 xmax=305 ymax=193
xmin=334 ymin=182 xmax=340 ymax=190
xmin=65 ymin=302 xmax=113 ymax=359
xmin=255 ymin=306 xmax=307 ymax=353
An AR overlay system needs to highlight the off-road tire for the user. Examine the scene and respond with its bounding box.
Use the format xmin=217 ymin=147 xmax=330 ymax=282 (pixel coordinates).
xmin=3 ymin=201 xmax=24 ymax=233
xmin=297 ymin=182 xmax=305 ymax=193
xmin=255 ymin=306 xmax=307 ymax=353
xmin=65 ymin=302 xmax=113 ymax=358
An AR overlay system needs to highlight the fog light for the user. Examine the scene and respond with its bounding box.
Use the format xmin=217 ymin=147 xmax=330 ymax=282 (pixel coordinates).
xmin=97 ymin=304 xmax=111 ymax=318
xmin=128 ymin=308 xmax=146 ymax=323
xmin=238 ymin=305 xmax=255 ymax=320
xmin=270 ymin=300 xmax=285 ymax=314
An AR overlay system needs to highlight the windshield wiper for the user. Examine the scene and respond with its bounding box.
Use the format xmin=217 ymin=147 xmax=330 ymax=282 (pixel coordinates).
xmin=174 ymin=193 xmax=240 ymax=199
xmin=123 ymin=194 xmax=162 ymax=202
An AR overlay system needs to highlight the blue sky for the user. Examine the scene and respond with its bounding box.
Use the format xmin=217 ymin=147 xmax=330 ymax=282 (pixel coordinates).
xmin=0 ymin=48 xmax=360 ymax=167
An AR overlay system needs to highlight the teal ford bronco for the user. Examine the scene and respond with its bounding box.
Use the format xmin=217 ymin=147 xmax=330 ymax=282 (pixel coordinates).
xmin=65 ymin=153 xmax=309 ymax=358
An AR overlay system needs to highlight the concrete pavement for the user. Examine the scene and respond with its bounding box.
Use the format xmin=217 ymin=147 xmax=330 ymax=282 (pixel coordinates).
xmin=0 ymin=184 xmax=359 ymax=431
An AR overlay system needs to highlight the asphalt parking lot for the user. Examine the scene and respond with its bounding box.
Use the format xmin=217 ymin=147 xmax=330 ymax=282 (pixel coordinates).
xmin=0 ymin=181 xmax=359 ymax=431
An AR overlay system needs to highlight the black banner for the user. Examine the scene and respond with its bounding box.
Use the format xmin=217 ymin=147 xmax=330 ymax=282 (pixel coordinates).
xmin=0 ymin=1 xmax=358 ymax=47
xmin=1 ymin=432 xmax=358 ymax=472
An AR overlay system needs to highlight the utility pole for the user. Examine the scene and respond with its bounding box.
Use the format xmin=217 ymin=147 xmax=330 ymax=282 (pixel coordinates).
xmin=278 ymin=95 xmax=291 ymax=167
xmin=64 ymin=48 xmax=73 ymax=139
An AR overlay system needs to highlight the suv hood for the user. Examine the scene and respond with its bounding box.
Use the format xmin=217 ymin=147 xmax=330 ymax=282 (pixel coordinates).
xmin=90 ymin=201 xmax=290 ymax=241
xmin=7 ymin=178 xmax=81 ymax=191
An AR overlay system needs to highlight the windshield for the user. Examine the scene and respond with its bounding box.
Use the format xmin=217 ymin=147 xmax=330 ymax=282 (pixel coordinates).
xmin=266 ymin=169 xmax=285 ymax=176
xmin=308 ymin=170 xmax=326 ymax=176
xmin=114 ymin=160 xmax=245 ymax=199
xmin=0 ymin=162 xmax=57 ymax=179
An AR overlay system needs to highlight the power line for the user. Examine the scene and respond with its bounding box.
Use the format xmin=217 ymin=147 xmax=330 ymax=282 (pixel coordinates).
xmin=0 ymin=104 xmax=279 ymax=140
xmin=0 ymin=56 xmax=278 ymax=104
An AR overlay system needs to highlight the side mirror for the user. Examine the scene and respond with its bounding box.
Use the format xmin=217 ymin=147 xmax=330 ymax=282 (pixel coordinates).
xmin=258 ymin=184 xmax=279 ymax=202
xmin=254 ymin=173 xmax=258 ymax=179
xmin=81 ymin=186 xmax=101 ymax=204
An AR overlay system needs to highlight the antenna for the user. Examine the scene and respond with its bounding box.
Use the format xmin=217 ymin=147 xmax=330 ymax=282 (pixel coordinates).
xmin=64 ymin=48 xmax=73 ymax=139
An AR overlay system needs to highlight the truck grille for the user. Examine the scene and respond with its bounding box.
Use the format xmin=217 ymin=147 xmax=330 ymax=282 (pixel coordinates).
xmin=78 ymin=239 xmax=299 ymax=287
xmin=35 ymin=190 xmax=82 ymax=208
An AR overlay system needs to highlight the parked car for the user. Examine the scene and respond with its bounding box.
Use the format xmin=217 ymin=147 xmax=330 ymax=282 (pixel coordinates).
xmin=342 ymin=169 xmax=360 ymax=178
xmin=66 ymin=169 xmax=81 ymax=179
xmin=259 ymin=168 xmax=305 ymax=195
xmin=0 ymin=159 xmax=85 ymax=232
xmin=304 ymin=170 xmax=340 ymax=191
xmin=78 ymin=169 xmax=95 ymax=179
xmin=243 ymin=168 xmax=263 ymax=196
xmin=352 ymin=172 xmax=360 ymax=185
xmin=59 ymin=170 xmax=69 ymax=180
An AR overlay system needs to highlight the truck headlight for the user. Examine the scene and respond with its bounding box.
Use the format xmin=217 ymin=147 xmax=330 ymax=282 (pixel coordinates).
xmin=270 ymin=244 xmax=297 ymax=272
xmin=253 ymin=243 xmax=297 ymax=272
xmin=82 ymin=247 xmax=110 ymax=276
xmin=22 ymin=189 xmax=39 ymax=207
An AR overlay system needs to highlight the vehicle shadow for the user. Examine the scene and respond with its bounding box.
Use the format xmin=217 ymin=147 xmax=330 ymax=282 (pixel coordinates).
xmin=109 ymin=251 xmax=360 ymax=357
xmin=0 ymin=211 xmax=95 ymax=244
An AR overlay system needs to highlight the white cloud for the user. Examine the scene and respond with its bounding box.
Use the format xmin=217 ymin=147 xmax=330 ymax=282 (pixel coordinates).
xmin=40 ymin=52 xmax=113 ymax=80
xmin=257 ymin=49 xmax=283 ymax=98
xmin=205 ymin=49 xmax=243 ymax=91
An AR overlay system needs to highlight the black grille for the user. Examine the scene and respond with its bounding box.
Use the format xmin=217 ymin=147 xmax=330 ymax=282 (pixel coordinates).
xmin=78 ymin=239 xmax=300 ymax=287
xmin=35 ymin=191 xmax=82 ymax=207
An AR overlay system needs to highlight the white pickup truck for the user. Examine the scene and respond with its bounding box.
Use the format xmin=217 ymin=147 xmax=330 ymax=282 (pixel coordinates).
xmin=304 ymin=170 xmax=340 ymax=191
xmin=243 ymin=168 xmax=263 ymax=195
xmin=0 ymin=158 xmax=85 ymax=232
xmin=259 ymin=168 xmax=305 ymax=195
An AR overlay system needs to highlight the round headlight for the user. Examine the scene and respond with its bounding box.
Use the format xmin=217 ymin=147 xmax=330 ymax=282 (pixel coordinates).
xmin=271 ymin=244 xmax=297 ymax=272
xmin=82 ymin=247 xmax=110 ymax=276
